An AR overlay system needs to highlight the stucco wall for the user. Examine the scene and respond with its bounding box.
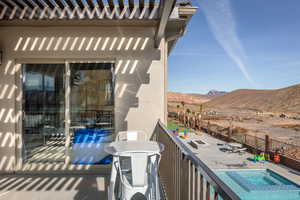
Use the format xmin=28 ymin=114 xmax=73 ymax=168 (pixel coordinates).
xmin=0 ymin=25 xmax=166 ymax=172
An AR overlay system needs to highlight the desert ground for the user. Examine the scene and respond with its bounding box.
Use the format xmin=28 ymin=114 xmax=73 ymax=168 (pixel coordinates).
xmin=168 ymin=102 xmax=300 ymax=145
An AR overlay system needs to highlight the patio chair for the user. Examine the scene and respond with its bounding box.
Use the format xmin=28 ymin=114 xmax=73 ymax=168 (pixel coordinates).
xmin=219 ymin=144 xmax=233 ymax=153
xmin=116 ymin=130 xmax=147 ymax=141
xmin=233 ymin=147 xmax=247 ymax=154
xmin=112 ymin=151 xmax=161 ymax=200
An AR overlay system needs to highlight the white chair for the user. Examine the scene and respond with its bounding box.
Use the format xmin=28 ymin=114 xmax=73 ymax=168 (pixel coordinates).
xmin=114 ymin=152 xmax=161 ymax=200
xmin=106 ymin=141 xmax=164 ymax=200
xmin=116 ymin=130 xmax=147 ymax=141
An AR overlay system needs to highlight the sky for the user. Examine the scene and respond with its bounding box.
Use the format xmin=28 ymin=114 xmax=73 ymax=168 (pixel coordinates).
xmin=168 ymin=0 xmax=300 ymax=94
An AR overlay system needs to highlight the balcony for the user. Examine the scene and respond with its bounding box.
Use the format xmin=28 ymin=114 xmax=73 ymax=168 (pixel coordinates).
xmin=0 ymin=121 xmax=241 ymax=200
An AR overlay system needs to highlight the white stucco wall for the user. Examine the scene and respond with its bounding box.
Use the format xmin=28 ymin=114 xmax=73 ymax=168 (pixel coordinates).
xmin=0 ymin=24 xmax=167 ymax=172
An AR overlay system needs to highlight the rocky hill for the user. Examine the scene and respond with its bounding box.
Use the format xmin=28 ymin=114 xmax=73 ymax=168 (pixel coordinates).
xmin=205 ymin=84 xmax=300 ymax=114
xmin=207 ymin=90 xmax=227 ymax=96
xmin=168 ymin=92 xmax=211 ymax=105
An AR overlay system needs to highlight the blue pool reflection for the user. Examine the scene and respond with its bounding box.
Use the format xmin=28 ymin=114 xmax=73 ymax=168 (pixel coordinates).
xmin=71 ymin=128 xmax=113 ymax=164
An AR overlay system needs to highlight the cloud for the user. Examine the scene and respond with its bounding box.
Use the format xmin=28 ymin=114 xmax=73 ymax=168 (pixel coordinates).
xmin=196 ymin=0 xmax=256 ymax=85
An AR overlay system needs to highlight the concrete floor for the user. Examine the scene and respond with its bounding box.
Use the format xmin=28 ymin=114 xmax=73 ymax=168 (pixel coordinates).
xmin=0 ymin=174 xmax=109 ymax=200
xmin=179 ymin=132 xmax=300 ymax=185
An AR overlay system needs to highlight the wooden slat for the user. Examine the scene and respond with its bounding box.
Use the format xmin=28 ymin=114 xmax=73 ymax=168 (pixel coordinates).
xmin=65 ymin=0 xmax=76 ymax=9
xmin=22 ymin=0 xmax=35 ymax=9
xmin=75 ymin=0 xmax=85 ymax=9
xmin=32 ymin=0 xmax=45 ymax=8
xmin=0 ymin=6 xmax=8 ymax=19
xmin=0 ymin=0 xmax=173 ymax=20
xmin=10 ymin=0 xmax=33 ymax=19
xmin=149 ymin=0 xmax=155 ymax=11
xmin=1 ymin=0 xmax=23 ymax=20
xmin=1 ymin=0 xmax=14 ymax=9
xmin=139 ymin=0 xmax=144 ymax=10
xmin=44 ymin=0 xmax=56 ymax=9
xmin=8 ymin=0 xmax=25 ymax=9
xmin=86 ymin=0 xmax=95 ymax=8
xmin=107 ymin=0 xmax=114 ymax=11
xmin=96 ymin=0 xmax=105 ymax=9
xmin=118 ymin=0 xmax=124 ymax=11
xmin=54 ymin=0 xmax=65 ymax=9
xmin=128 ymin=0 xmax=134 ymax=11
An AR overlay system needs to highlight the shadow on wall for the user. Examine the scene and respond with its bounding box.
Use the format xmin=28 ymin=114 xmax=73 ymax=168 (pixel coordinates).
xmin=0 ymin=32 xmax=161 ymax=171
xmin=0 ymin=174 xmax=108 ymax=200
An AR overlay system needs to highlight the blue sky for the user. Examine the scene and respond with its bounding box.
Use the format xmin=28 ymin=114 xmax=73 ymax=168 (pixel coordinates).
xmin=168 ymin=0 xmax=300 ymax=94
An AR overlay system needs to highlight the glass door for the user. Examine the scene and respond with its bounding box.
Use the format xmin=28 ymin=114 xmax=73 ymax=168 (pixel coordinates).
xmin=22 ymin=62 xmax=115 ymax=165
xmin=69 ymin=63 xmax=115 ymax=164
xmin=22 ymin=64 xmax=66 ymax=164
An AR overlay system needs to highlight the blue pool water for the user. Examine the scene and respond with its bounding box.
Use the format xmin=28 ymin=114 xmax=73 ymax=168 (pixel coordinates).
xmin=216 ymin=169 xmax=300 ymax=200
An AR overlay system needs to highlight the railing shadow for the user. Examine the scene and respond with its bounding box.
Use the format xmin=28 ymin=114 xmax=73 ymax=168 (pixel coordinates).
xmin=0 ymin=173 xmax=109 ymax=200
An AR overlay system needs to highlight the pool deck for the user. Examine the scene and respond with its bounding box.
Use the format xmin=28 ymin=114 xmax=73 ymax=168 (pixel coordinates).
xmin=179 ymin=132 xmax=300 ymax=185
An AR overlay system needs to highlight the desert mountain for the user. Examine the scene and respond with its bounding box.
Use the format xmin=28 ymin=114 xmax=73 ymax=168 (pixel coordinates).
xmin=168 ymin=92 xmax=211 ymax=104
xmin=205 ymin=84 xmax=300 ymax=114
xmin=207 ymin=90 xmax=227 ymax=96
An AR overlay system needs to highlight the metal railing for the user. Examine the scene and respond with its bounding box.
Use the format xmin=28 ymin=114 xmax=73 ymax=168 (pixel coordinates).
xmin=152 ymin=120 xmax=240 ymax=200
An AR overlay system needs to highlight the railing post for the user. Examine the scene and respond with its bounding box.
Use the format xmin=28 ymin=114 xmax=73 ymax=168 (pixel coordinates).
xmin=265 ymin=135 xmax=270 ymax=153
xmin=177 ymin=147 xmax=181 ymax=200
xmin=195 ymin=169 xmax=199 ymax=200
xmin=191 ymin=164 xmax=195 ymax=200
xmin=188 ymin=159 xmax=191 ymax=200
xmin=200 ymin=174 xmax=204 ymax=200
xmin=206 ymin=181 xmax=210 ymax=200
xmin=214 ymin=191 xmax=219 ymax=200
xmin=181 ymin=155 xmax=189 ymax=200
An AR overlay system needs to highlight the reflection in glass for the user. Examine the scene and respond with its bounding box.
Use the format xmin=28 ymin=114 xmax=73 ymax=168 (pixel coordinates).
xmin=70 ymin=63 xmax=115 ymax=164
xmin=22 ymin=64 xmax=65 ymax=164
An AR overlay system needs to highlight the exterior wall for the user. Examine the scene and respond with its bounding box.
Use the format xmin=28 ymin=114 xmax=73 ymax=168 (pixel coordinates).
xmin=0 ymin=25 xmax=167 ymax=172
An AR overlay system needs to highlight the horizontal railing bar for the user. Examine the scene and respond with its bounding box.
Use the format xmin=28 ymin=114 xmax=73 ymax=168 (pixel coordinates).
xmin=157 ymin=120 xmax=241 ymax=200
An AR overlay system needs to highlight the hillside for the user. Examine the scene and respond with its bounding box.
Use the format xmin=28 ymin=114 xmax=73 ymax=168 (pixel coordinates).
xmin=205 ymin=84 xmax=300 ymax=114
xmin=168 ymin=90 xmax=226 ymax=105
xmin=168 ymin=92 xmax=210 ymax=105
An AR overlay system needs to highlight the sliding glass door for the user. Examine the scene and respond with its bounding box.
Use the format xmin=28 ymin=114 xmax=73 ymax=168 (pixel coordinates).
xmin=69 ymin=63 xmax=114 ymax=164
xmin=22 ymin=62 xmax=114 ymax=165
xmin=22 ymin=64 xmax=66 ymax=164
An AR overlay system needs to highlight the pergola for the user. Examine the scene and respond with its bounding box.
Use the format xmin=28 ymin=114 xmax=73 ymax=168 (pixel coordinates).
xmin=0 ymin=0 xmax=197 ymax=48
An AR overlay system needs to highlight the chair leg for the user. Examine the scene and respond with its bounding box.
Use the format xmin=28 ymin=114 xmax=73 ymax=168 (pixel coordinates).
xmin=108 ymin=157 xmax=118 ymax=200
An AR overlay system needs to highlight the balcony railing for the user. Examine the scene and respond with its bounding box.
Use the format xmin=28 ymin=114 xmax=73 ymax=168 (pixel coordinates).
xmin=152 ymin=120 xmax=241 ymax=200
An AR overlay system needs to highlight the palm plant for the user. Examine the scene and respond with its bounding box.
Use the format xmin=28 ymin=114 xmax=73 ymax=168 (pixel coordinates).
xmin=176 ymin=105 xmax=180 ymax=120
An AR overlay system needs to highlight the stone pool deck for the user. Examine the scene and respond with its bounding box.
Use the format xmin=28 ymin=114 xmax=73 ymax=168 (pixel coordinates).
xmin=179 ymin=132 xmax=300 ymax=185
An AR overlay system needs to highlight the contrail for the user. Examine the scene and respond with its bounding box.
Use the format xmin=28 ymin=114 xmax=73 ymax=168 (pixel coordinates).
xmin=197 ymin=0 xmax=256 ymax=85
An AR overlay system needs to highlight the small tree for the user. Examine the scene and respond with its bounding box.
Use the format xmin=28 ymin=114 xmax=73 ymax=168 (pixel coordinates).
xmin=181 ymin=101 xmax=185 ymax=124
xmin=199 ymin=104 xmax=204 ymax=113
xmin=176 ymin=105 xmax=180 ymax=120
xmin=181 ymin=101 xmax=185 ymax=110
xmin=186 ymin=108 xmax=191 ymax=114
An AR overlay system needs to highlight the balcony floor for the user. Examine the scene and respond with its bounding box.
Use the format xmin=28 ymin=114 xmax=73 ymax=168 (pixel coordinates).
xmin=0 ymin=173 xmax=109 ymax=200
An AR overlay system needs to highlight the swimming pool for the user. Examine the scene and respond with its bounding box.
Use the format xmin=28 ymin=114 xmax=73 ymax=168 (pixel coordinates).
xmin=216 ymin=169 xmax=300 ymax=200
